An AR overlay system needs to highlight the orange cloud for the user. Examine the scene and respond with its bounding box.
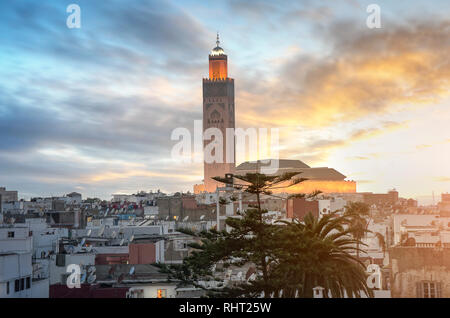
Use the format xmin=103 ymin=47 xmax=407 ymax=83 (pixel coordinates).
xmin=236 ymin=19 xmax=450 ymax=129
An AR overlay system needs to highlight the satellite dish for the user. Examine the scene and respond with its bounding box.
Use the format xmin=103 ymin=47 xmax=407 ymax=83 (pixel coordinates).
xmin=129 ymin=235 xmax=134 ymax=242
xmin=80 ymin=238 xmax=86 ymax=246
xmin=86 ymin=246 xmax=93 ymax=252
xmin=200 ymin=215 xmax=205 ymax=220
xmin=80 ymin=272 xmax=87 ymax=283
xmin=87 ymin=275 xmax=96 ymax=284
xmin=183 ymin=216 xmax=189 ymax=222
xmin=237 ymin=271 xmax=242 ymax=279
xmin=104 ymin=209 xmax=109 ymax=217
xmin=129 ymin=266 xmax=135 ymax=275
xmin=119 ymin=238 xmax=125 ymax=246
xmin=98 ymin=225 xmax=105 ymax=237
xmin=165 ymin=216 xmax=169 ymax=221
xmin=111 ymin=231 xmax=117 ymax=238
xmin=87 ymin=229 xmax=92 ymax=237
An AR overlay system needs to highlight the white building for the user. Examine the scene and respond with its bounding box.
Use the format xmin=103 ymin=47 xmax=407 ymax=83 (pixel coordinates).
xmin=0 ymin=226 xmax=49 ymax=298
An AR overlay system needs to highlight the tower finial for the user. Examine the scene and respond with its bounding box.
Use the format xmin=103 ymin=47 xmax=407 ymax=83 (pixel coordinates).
xmin=216 ymin=32 xmax=220 ymax=47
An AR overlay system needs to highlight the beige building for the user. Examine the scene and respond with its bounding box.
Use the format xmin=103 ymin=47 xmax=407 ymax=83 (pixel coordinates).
xmin=234 ymin=159 xmax=357 ymax=195
xmin=0 ymin=187 xmax=18 ymax=202
xmin=390 ymin=247 xmax=449 ymax=297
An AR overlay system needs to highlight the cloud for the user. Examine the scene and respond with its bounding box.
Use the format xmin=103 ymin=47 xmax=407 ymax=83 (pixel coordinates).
xmin=434 ymin=177 xmax=450 ymax=182
xmin=236 ymin=18 xmax=450 ymax=128
xmin=416 ymin=144 xmax=432 ymax=149
xmin=283 ymin=121 xmax=408 ymax=164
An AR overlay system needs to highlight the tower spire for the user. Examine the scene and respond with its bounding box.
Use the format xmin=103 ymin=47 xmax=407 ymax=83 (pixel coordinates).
xmin=216 ymin=32 xmax=220 ymax=47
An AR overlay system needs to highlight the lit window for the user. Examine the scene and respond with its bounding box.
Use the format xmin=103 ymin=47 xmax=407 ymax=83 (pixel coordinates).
xmin=157 ymin=289 xmax=167 ymax=298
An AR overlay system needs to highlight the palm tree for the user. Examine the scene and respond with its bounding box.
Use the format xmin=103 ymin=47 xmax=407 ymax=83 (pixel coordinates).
xmin=344 ymin=202 xmax=370 ymax=259
xmin=276 ymin=212 xmax=373 ymax=298
xmin=375 ymin=232 xmax=386 ymax=258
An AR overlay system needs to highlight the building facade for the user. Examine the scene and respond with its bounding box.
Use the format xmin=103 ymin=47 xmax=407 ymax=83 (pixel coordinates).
xmin=202 ymin=34 xmax=236 ymax=193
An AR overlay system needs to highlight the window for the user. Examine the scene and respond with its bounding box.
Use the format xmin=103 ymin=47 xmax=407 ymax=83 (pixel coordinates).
xmin=20 ymin=278 xmax=24 ymax=291
xmin=26 ymin=277 xmax=31 ymax=289
xmin=14 ymin=280 xmax=19 ymax=292
xmin=7 ymin=231 xmax=14 ymax=238
xmin=6 ymin=282 xmax=9 ymax=295
xmin=417 ymin=281 xmax=442 ymax=298
xmin=174 ymin=240 xmax=188 ymax=251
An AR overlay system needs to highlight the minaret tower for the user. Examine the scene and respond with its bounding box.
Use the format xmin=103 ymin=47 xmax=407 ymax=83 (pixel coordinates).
xmin=202 ymin=33 xmax=235 ymax=193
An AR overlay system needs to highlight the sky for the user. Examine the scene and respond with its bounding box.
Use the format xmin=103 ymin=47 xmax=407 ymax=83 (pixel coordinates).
xmin=0 ymin=0 xmax=449 ymax=204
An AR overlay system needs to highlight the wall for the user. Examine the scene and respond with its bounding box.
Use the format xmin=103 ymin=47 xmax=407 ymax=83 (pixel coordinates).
xmin=129 ymin=243 xmax=156 ymax=264
xmin=0 ymin=253 xmax=33 ymax=298
xmin=273 ymin=180 xmax=357 ymax=195
xmin=286 ymin=198 xmax=319 ymax=220
xmin=390 ymin=247 xmax=450 ymax=298
xmin=0 ymin=227 xmax=32 ymax=253
xmin=31 ymin=278 xmax=49 ymax=298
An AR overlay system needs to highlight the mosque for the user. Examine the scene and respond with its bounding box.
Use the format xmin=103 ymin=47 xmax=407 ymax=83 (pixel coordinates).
xmin=193 ymin=35 xmax=356 ymax=195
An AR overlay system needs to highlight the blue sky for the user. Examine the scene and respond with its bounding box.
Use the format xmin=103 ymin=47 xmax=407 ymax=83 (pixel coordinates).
xmin=0 ymin=0 xmax=449 ymax=203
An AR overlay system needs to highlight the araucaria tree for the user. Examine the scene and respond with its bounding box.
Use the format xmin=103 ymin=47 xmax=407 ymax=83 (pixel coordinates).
xmin=156 ymin=173 xmax=372 ymax=298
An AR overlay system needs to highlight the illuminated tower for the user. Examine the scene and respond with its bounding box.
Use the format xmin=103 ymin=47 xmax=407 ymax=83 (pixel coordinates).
xmin=202 ymin=33 xmax=235 ymax=193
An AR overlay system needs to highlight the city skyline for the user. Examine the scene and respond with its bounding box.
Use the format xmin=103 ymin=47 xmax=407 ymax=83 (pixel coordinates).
xmin=0 ymin=0 xmax=449 ymax=203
